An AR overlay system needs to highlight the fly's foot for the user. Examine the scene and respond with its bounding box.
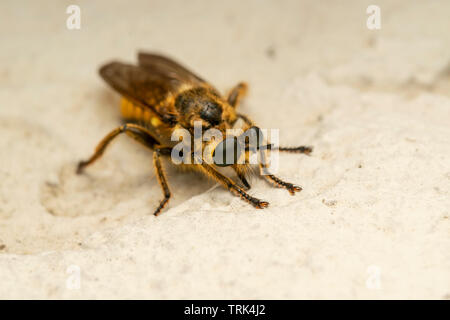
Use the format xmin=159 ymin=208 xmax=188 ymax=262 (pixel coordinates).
xmin=76 ymin=161 xmax=88 ymax=174
xmin=286 ymin=184 xmax=302 ymax=195
xmin=256 ymin=200 xmax=269 ymax=209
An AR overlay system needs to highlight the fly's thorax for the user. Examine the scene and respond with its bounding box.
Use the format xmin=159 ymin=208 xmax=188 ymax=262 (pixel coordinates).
xmin=174 ymin=87 xmax=236 ymax=129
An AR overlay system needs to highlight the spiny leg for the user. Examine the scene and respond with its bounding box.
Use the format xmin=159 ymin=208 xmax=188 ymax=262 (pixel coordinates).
xmin=152 ymin=148 xmax=171 ymax=216
xmin=199 ymin=162 xmax=268 ymax=209
xmin=233 ymin=117 xmax=305 ymax=195
xmin=236 ymin=114 xmax=313 ymax=155
xmin=77 ymin=123 xmax=174 ymax=216
xmin=236 ymin=124 xmax=302 ymax=195
xmin=236 ymin=113 xmax=253 ymax=128
xmin=258 ymin=148 xmax=302 ymax=195
xmin=262 ymin=172 xmax=302 ymax=195
xmin=232 ymin=166 xmax=251 ymax=190
xmin=76 ymin=123 xmax=158 ymax=174
xmin=278 ymin=146 xmax=313 ymax=155
xmin=227 ymin=82 xmax=248 ymax=108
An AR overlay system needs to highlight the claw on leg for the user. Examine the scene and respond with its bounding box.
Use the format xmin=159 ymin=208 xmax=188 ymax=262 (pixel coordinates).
xmin=255 ymin=200 xmax=269 ymax=209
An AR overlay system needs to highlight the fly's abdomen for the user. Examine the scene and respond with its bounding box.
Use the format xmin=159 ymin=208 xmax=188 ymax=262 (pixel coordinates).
xmin=120 ymin=98 xmax=163 ymax=128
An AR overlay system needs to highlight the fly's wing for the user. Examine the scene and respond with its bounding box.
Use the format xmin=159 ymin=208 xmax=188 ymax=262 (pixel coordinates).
xmin=99 ymin=62 xmax=181 ymax=124
xmin=137 ymin=52 xmax=219 ymax=94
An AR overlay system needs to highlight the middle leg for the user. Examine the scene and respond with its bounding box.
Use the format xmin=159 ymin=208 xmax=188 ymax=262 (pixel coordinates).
xmin=152 ymin=148 xmax=172 ymax=216
xmin=232 ymin=166 xmax=251 ymax=190
xmin=227 ymin=82 xmax=248 ymax=108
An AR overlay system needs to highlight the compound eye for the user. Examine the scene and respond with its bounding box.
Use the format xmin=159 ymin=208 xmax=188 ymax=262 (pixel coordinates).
xmin=213 ymin=137 xmax=242 ymax=167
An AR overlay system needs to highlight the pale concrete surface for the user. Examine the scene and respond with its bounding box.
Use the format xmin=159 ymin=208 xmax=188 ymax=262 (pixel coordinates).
xmin=0 ymin=0 xmax=449 ymax=299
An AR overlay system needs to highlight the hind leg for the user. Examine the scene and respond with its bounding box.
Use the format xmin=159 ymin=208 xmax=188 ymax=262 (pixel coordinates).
xmin=77 ymin=123 xmax=175 ymax=216
xmin=77 ymin=123 xmax=159 ymax=173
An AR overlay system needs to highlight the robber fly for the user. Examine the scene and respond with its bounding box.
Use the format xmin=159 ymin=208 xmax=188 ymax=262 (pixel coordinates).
xmin=77 ymin=52 xmax=313 ymax=215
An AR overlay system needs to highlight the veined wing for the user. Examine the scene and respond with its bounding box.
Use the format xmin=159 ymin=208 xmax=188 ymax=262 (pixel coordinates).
xmin=99 ymin=61 xmax=182 ymax=124
xmin=137 ymin=52 xmax=219 ymax=94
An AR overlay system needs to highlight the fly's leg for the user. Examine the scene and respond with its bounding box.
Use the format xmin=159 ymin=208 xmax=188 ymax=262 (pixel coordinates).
xmin=238 ymin=123 xmax=303 ymax=195
xmin=233 ymin=167 xmax=251 ymax=190
xmin=236 ymin=115 xmax=313 ymax=155
xmin=261 ymin=171 xmax=302 ymax=195
xmin=227 ymin=82 xmax=248 ymax=108
xmin=77 ymin=123 xmax=174 ymax=216
xmin=199 ymin=162 xmax=268 ymax=209
xmin=76 ymin=123 xmax=158 ymax=174
xmin=278 ymin=146 xmax=313 ymax=155
xmin=258 ymin=146 xmax=302 ymax=195
xmin=236 ymin=113 xmax=253 ymax=128
xmin=152 ymin=148 xmax=171 ymax=216
xmin=234 ymin=117 xmax=306 ymax=195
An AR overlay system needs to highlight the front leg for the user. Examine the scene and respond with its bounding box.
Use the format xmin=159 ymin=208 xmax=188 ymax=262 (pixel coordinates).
xmin=261 ymin=171 xmax=302 ymax=195
xmin=278 ymin=146 xmax=313 ymax=155
xmin=236 ymin=114 xmax=313 ymax=155
xmin=258 ymin=147 xmax=302 ymax=195
xmin=199 ymin=162 xmax=268 ymax=209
